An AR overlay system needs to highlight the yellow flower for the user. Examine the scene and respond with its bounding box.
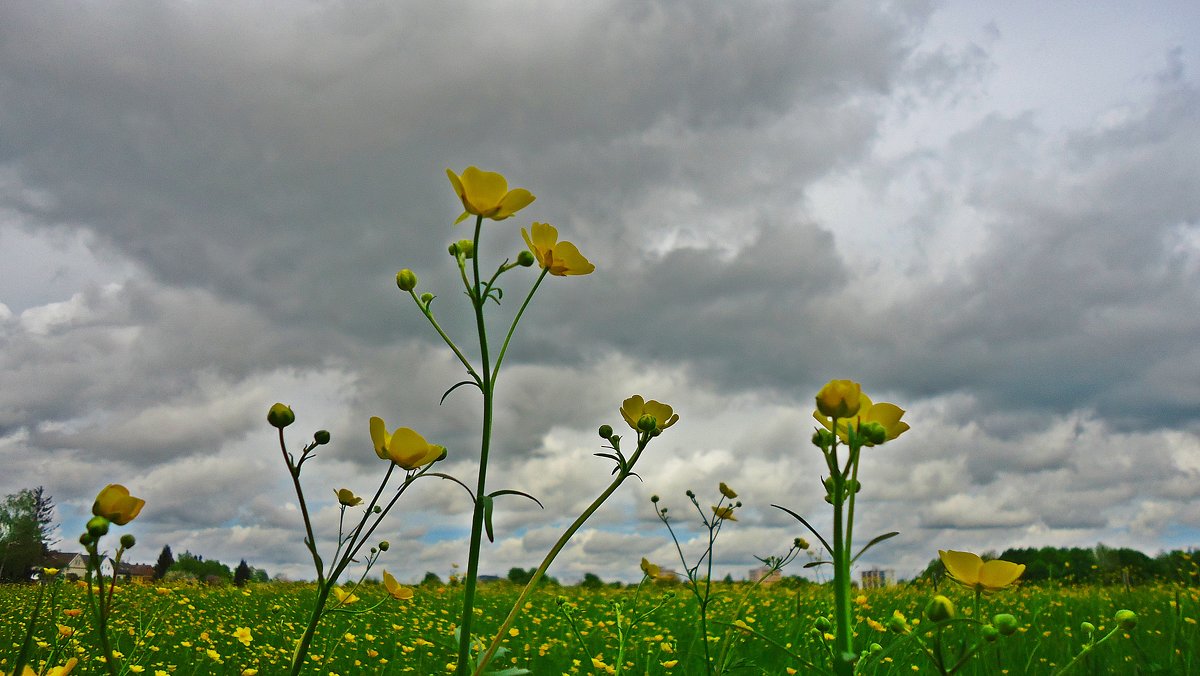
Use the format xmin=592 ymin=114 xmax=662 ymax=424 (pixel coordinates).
xmin=332 ymin=587 xmax=360 ymax=605
xmin=620 ymin=395 xmax=679 ymax=432
xmin=813 ymin=392 xmax=909 ymax=447
xmin=382 ymin=571 xmax=413 ymax=601
xmin=661 ymin=661 xmax=678 ymax=668
xmin=232 ymin=627 xmax=252 ymax=646
xmin=718 ymin=482 xmax=737 ymax=499
xmin=92 ymin=484 xmax=145 ymax=525
xmin=446 ymin=167 xmax=535 ymax=224
xmin=711 ymin=505 xmax=737 ymax=522
xmin=815 ymin=380 xmax=862 ymax=419
xmin=334 ymin=488 xmax=363 ymax=507
xmin=640 ymin=557 xmax=660 ymax=578
xmin=57 ymin=623 xmax=75 ymax=637
xmin=42 ymin=567 xmax=59 ymax=576
xmin=938 ymin=550 xmax=1025 ymax=594
xmin=25 ymin=659 xmax=80 ymax=676
xmin=369 ymin=417 xmax=445 ymax=470
xmin=521 ymin=222 xmax=595 ymax=276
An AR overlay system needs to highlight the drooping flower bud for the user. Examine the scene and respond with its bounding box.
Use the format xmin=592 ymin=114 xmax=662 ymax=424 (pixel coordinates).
xmin=1115 ymin=609 xmax=1138 ymax=631
xmin=268 ymin=403 xmax=295 ymax=429
xmin=420 ymin=292 xmax=435 ymax=305
xmin=396 ymin=268 xmax=418 ymax=291
xmin=981 ymin=624 xmax=1000 ymax=642
xmin=455 ymin=239 xmax=475 ymax=259
xmin=314 ymin=430 xmax=331 ymax=445
xmin=120 ymin=534 xmax=136 ymax=549
xmin=993 ymin=613 xmax=1019 ymax=636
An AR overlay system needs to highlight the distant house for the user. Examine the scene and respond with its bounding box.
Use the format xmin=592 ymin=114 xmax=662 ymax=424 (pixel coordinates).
xmin=749 ymin=566 xmax=782 ymax=585
xmin=44 ymin=551 xmax=89 ymax=580
xmin=42 ymin=551 xmax=155 ymax=582
xmin=861 ymin=569 xmax=895 ymax=589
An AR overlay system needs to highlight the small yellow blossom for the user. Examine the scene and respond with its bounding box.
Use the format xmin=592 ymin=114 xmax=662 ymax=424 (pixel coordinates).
xmin=334 ymin=488 xmax=363 ymax=507
xmin=711 ymin=505 xmax=737 ymax=522
xmin=939 ymin=550 xmax=1025 ymax=594
xmin=232 ymin=627 xmax=252 ymax=646
xmin=814 ymin=390 xmax=909 ymax=446
xmin=521 ymin=222 xmax=595 ymax=276
xmin=661 ymin=660 xmax=678 ymax=668
xmin=57 ymin=623 xmax=75 ymax=638
xmin=815 ymin=379 xmax=862 ymax=418
xmin=92 ymin=484 xmax=145 ymax=525
xmin=640 ymin=557 xmax=661 ymax=578
xmin=718 ymin=482 xmax=737 ymax=499
xmin=332 ymin=587 xmax=360 ymax=605
xmin=382 ymin=571 xmax=414 ymax=601
xmin=369 ymin=417 xmax=445 ymax=470
xmin=620 ymin=395 xmax=679 ymax=432
xmin=446 ymin=167 xmax=535 ymax=224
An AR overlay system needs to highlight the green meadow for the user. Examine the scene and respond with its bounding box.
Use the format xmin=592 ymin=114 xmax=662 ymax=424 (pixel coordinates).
xmin=3 ymin=578 xmax=1197 ymax=675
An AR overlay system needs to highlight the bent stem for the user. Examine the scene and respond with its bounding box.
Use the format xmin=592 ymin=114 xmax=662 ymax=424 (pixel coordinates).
xmin=472 ymin=432 xmax=653 ymax=675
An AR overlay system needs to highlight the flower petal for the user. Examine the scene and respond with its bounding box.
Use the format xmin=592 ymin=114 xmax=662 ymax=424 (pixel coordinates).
xmin=369 ymin=417 xmax=389 ymax=459
xmin=938 ymin=550 xmax=983 ymax=586
xmin=978 ymin=560 xmax=1025 ymax=591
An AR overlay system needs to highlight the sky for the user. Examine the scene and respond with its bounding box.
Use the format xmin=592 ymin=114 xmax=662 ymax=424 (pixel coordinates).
xmin=2 ymin=0 xmax=1199 ymax=585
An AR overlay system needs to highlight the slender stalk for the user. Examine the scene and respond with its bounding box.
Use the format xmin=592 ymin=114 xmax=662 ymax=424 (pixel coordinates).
xmin=472 ymin=434 xmax=651 ymax=675
xmin=493 ymin=268 xmax=547 ymax=378
xmin=829 ymin=423 xmax=855 ymax=676
xmin=457 ymin=214 xmax=494 ymax=674
xmin=289 ymin=583 xmax=333 ymax=676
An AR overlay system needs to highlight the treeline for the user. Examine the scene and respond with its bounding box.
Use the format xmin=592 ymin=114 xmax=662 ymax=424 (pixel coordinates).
xmin=153 ymin=545 xmax=269 ymax=586
xmin=918 ymin=544 xmax=1200 ymax=587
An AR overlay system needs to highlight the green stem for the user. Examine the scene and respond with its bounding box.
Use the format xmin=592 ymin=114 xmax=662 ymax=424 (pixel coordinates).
xmin=11 ymin=575 xmax=48 ymax=676
xmin=289 ymin=583 xmax=333 ymax=676
xmin=410 ymin=289 xmax=482 ymax=386
xmin=457 ymin=214 xmax=494 ymax=675
xmin=829 ymin=424 xmax=855 ymax=676
xmin=492 ymin=268 xmax=547 ymax=379
xmin=472 ymin=433 xmax=652 ymax=675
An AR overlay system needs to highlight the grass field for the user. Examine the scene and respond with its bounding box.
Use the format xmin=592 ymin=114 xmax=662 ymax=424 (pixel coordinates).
xmin=3 ymin=577 xmax=1197 ymax=675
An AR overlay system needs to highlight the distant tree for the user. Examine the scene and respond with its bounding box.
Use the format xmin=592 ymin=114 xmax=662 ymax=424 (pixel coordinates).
xmin=722 ymin=573 xmax=734 ymax=584
xmin=421 ymin=571 xmax=443 ymax=586
xmin=250 ymin=567 xmax=270 ymax=583
xmin=171 ymin=551 xmax=233 ymax=582
xmin=153 ymin=545 xmax=175 ymax=581
xmin=507 ymin=567 xmax=534 ymax=585
xmin=234 ymin=559 xmax=251 ymax=587
xmin=579 ymin=572 xmax=604 ymax=589
xmin=0 ymin=487 xmax=56 ymax=581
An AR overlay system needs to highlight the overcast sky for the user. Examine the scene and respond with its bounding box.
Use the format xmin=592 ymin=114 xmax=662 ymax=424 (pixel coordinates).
xmin=2 ymin=1 xmax=1199 ymax=585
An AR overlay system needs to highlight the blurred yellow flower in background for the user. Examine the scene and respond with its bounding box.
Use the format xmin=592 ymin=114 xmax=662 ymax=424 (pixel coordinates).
xmin=521 ymin=222 xmax=595 ymax=276
xmin=446 ymin=167 xmax=535 ymax=224
xmin=92 ymin=484 xmax=145 ymax=525
xmin=938 ymin=550 xmax=1025 ymax=594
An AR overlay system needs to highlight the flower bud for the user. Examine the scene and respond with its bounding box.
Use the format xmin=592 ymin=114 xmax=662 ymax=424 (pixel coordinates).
xmin=868 ymin=643 xmax=883 ymax=654
xmin=993 ymin=613 xmax=1019 ymax=636
xmin=886 ymin=610 xmax=910 ymax=634
xmin=379 ymin=541 xmax=390 ymax=551
xmin=314 ymin=430 xmax=331 ymax=445
xmin=924 ymin=595 xmax=955 ymax=623
xmin=815 ymin=379 xmax=862 ymax=418
xmin=455 ymin=239 xmax=475 ymax=259
xmin=650 ymin=495 xmax=660 ymax=503
xmin=86 ymin=516 xmax=110 ymax=538
xmin=796 ymin=538 xmax=810 ymax=550
xmin=119 ymin=534 xmax=136 ymax=549
xmin=516 ymin=250 xmax=536 ymax=267
xmin=637 ymin=414 xmax=657 ymax=432
xmin=420 ymin=292 xmax=435 ymax=305
xmin=814 ymin=616 xmax=833 ymax=632
xmin=79 ymin=532 xmax=94 ymax=547
xmin=1115 ymin=609 xmax=1137 ymax=631
xmin=812 ymin=429 xmax=833 ymax=448
xmin=860 ymin=421 xmax=887 ymax=445
xmin=396 ymin=268 xmax=418 ymax=291
xmin=685 ymin=490 xmax=695 ymax=499
xmin=1080 ymin=621 xmax=1095 ymax=635
xmin=268 ymin=403 xmax=295 ymax=429
xmin=373 ymin=505 xmax=382 ymax=514
xmin=598 ymin=424 xmax=613 ymax=439
xmin=981 ymin=624 xmax=999 ymax=642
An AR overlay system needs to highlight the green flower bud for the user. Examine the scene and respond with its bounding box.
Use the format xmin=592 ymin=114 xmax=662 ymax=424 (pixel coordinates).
xmin=420 ymin=292 xmax=435 ymax=305
xmin=119 ymin=534 xmax=136 ymax=549
xmin=637 ymin=414 xmax=657 ymax=432
xmin=981 ymin=624 xmax=1000 ymax=642
xmin=814 ymin=616 xmax=833 ymax=633
xmin=1115 ymin=609 xmax=1137 ymax=631
xmin=812 ymin=429 xmax=833 ymax=448
xmin=379 ymin=541 xmax=390 ymax=551
xmin=86 ymin=515 xmax=111 ymax=538
xmin=516 ymin=250 xmax=536 ymax=267
xmin=396 ymin=268 xmax=418 ymax=291
xmin=1080 ymin=621 xmax=1095 ymax=635
xmin=314 ymin=430 xmax=331 ymax=445
xmin=925 ymin=595 xmax=955 ymax=623
xmin=795 ymin=537 xmax=810 ymax=550
xmin=650 ymin=495 xmax=660 ymax=503
xmin=268 ymin=403 xmax=295 ymax=429
xmin=373 ymin=505 xmax=382 ymax=514
xmin=860 ymin=421 xmax=887 ymax=445
xmin=448 ymin=241 xmax=459 ymax=256
xmin=886 ymin=611 xmax=910 ymax=634
xmin=370 ymin=547 xmax=378 ymax=554
xmin=598 ymin=424 xmax=613 ymax=439
xmin=685 ymin=489 xmax=695 ymax=499
xmin=993 ymin=613 xmax=1019 ymax=636
xmin=79 ymin=532 xmax=94 ymax=547
xmin=868 ymin=643 xmax=883 ymax=654
xmin=456 ymin=239 xmax=475 ymax=259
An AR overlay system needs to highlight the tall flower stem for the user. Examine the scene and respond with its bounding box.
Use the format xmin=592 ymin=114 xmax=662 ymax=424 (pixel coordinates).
xmin=457 ymin=214 xmax=494 ymax=674
xmin=472 ymin=433 xmax=652 ymax=675
xmin=829 ymin=425 xmax=857 ymax=676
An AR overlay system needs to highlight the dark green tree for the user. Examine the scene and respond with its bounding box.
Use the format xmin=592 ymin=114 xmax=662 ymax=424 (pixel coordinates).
xmin=171 ymin=551 xmax=233 ymax=582
xmin=153 ymin=545 xmax=175 ymax=581
xmin=234 ymin=559 xmax=251 ymax=587
xmin=0 ymin=487 xmax=56 ymax=582
xmin=422 ymin=571 xmax=443 ymax=585
xmin=579 ymin=572 xmax=604 ymax=589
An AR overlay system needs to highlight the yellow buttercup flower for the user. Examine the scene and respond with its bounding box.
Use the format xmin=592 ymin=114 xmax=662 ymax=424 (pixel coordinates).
xmin=813 ymin=392 xmax=909 ymax=447
xmin=718 ymin=482 xmax=738 ymax=499
xmin=92 ymin=484 xmax=145 ymax=525
xmin=640 ymin=557 xmax=660 ymax=578
xmin=446 ymin=167 xmax=535 ymax=224
xmin=620 ymin=395 xmax=679 ymax=432
xmin=334 ymin=488 xmax=363 ymax=507
xmin=369 ymin=417 xmax=445 ymax=470
xmin=938 ymin=550 xmax=1025 ymax=594
xmin=332 ymin=587 xmax=360 ymax=605
xmin=382 ymin=571 xmax=413 ymax=601
xmin=521 ymin=222 xmax=595 ymax=276
xmin=815 ymin=380 xmax=862 ymax=419
xmin=232 ymin=627 xmax=253 ymax=646
xmin=711 ymin=505 xmax=737 ymax=522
